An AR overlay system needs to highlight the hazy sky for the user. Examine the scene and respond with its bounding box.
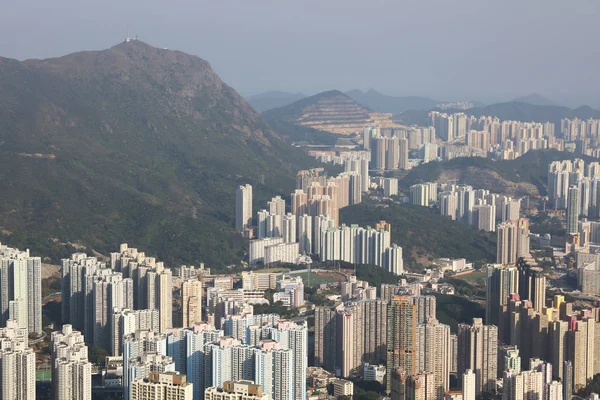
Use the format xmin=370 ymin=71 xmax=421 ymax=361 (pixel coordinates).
xmin=2 ymin=0 xmax=599 ymax=106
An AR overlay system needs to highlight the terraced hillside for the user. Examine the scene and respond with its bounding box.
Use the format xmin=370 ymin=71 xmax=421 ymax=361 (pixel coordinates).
xmin=264 ymin=90 xmax=400 ymax=134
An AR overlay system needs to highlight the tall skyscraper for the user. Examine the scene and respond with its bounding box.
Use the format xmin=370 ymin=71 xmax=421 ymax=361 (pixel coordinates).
xmin=516 ymin=218 xmax=530 ymax=258
xmin=314 ymin=306 xmax=337 ymax=371
xmin=297 ymin=215 xmax=312 ymax=255
xmin=563 ymin=361 xmax=573 ymax=400
xmin=51 ymin=324 xmax=92 ymax=400
xmin=486 ymin=264 xmax=518 ymax=342
xmin=236 ymin=184 xmax=253 ymax=232
xmin=291 ymin=189 xmax=308 ymax=216
xmin=497 ymin=221 xmax=518 ymax=265
xmin=91 ymin=270 xmax=126 ymax=349
xmin=518 ymin=265 xmax=546 ymax=313
xmin=0 ymin=320 xmax=36 ymax=399
xmin=457 ymin=318 xmax=498 ymax=396
xmin=282 ymin=213 xmax=296 ymax=243
xmin=61 ymin=253 xmax=105 ymax=329
xmin=268 ymin=321 xmax=308 ymax=400
xmin=415 ymin=318 xmax=451 ymax=397
xmin=386 ymin=296 xmax=416 ymax=392
xmin=182 ymin=279 xmax=203 ymax=328
xmin=384 ymin=136 xmax=399 ymax=170
xmin=147 ymin=266 xmax=173 ymax=333
xmin=399 ymin=138 xmax=409 ymax=170
xmin=567 ymin=185 xmax=580 ymax=234
xmin=338 ymin=303 xmax=365 ymax=378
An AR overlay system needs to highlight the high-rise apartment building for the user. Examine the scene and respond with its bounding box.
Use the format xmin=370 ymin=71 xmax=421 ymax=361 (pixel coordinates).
xmin=567 ymin=185 xmax=580 ymax=234
xmin=267 ymin=196 xmax=285 ymax=216
xmin=291 ymin=190 xmax=308 ymax=216
xmin=503 ymin=369 xmax=544 ymax=400
xmin=497 ymin=221 xmax=518 ymax=265
xmin=282 ymin=213 xmax=296 ymax=243
xmin=386 ymin=296 xmax=416 ymax=392
xmin=410 ymin=184 xmax=431 ymax=207
xmin=386 ymin=136 xmax=400 ymax=170
xmin=182 ymin=279 xmax=203 ymax=328
xmin=112 ymin=309 xmax=159 ymax=356
xmin=62 ymin=253 xmax=105 ymax=331
xmin=236 ymin=185 xmax=253 ymax=232
xmin=338 ymin=303 xmax=365 ymax=378
xmin=518 ymin=266 xmax=546 ymax=313
xmin=462 ymin=370 xmax=476 ymax=400
xmin=415 ymin=318 xmax=451 ymax=397
xmin=267 ymin=321 xmax=307 ymax=400
xmin=123 ymin=330 xmax=170 ymax=399
xmin=457 ymin=318 xmax=498 ymax=396
xmin=473 ymin=204 xmax=496 ymax=232
xmin=167 ymin=324 xmax=223 ymax=400
xmin=0 ymin=320 xmax=36 ymax=399
xmin=383 ymin=178 xmax=399 ymax=197
xmin=486 ymin=264 xmax=518 ymax=342
xmin=440 ymin=192 xmax=459 ymax=220
xmin=51 ymin=324 xmax=92 ymax=400
xmin=147 ymin=266 xmax=173 ymax=333
xmin=399 ymin=138 xmax=409 ymax=170
xmin=0 ymin=244 xmax=42 ymax=334
xmin=314 ymin=306 xmax=337 ymax=371
xmin=91 ymin=270 xmax=126 ymax=349
xmin=406 ymin=372 xmax=436 ymax=400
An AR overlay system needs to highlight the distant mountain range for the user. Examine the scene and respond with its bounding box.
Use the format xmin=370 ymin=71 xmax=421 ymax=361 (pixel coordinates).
xmin=510 ymin=93 xmax=559 ymax=106
xmin=0 ymin=40 xmax=319 ymax=265
xmin=463 ymin=102 xmax=600 ymax=125
xmin=246 ymin=91 xmax=306 ymax=112
xmin=345 ymin=89 xmax=439 ymax=114
xmin=397 ymin=101 xmax=600 ymax=127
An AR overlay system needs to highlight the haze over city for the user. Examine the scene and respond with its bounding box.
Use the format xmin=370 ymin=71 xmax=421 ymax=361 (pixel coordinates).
xmin=1 ymin=0 xmax=599 ymax=106
xmin=3 ymin=1 xmax=600 ymax=400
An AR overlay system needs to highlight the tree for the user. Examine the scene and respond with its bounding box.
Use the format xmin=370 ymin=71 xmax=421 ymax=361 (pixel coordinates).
xmin=578 ymin=373 xmax=600 ymax=397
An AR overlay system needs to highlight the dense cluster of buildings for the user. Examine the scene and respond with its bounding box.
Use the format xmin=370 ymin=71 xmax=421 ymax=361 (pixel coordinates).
xmin=430 ymin=111 xmax=559 ymax=160
xmin=238 ymin=168 xmax=404 ymax=275
xmin=410 ymin=182 xmax=527 ymax=231
xmin=8 ymin=223 xmax=600 ymax=400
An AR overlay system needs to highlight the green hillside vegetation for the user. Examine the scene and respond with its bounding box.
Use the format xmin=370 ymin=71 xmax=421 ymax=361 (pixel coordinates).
xmin=356 ymin=263 xmax=401 ymax=289
xmin=400 ymin=149 xmax=594 ymax=196
xmin=339 ymin=203 xmax=496 ymax=269
xmin=0 ymin=41 xmax=322 ymax=265
xmin=433 ymin=293 xmax=485 ymax=332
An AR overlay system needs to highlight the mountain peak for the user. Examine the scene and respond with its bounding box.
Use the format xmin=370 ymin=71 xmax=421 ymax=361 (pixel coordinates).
xmin=0 ymin=42 xmax=317 ymax=266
